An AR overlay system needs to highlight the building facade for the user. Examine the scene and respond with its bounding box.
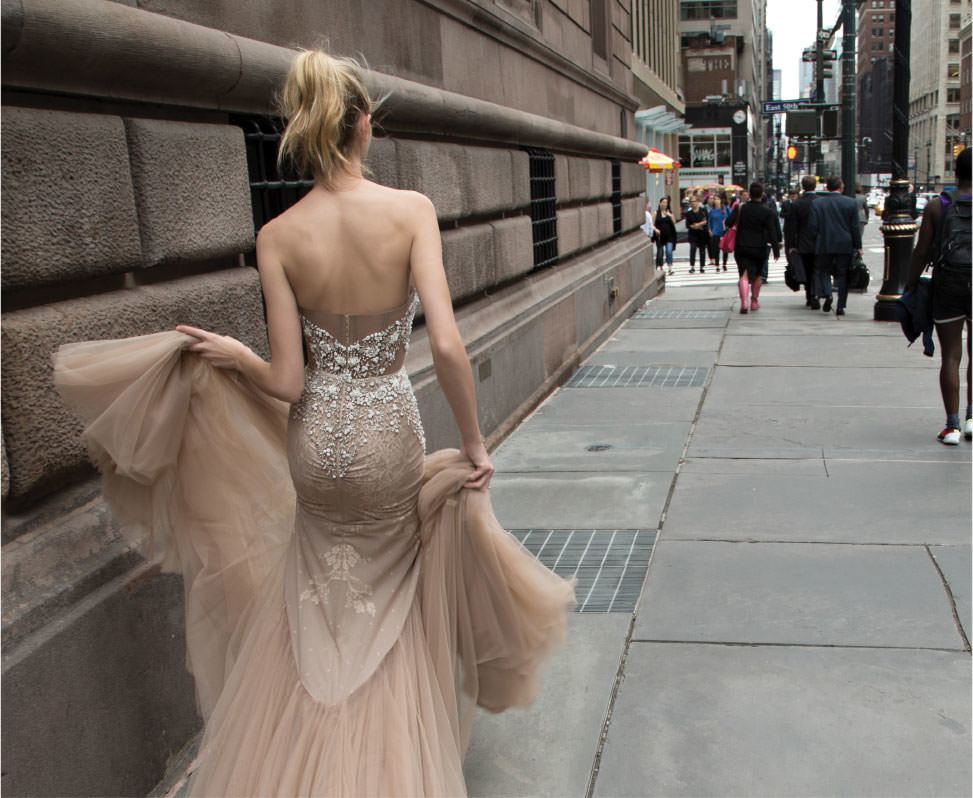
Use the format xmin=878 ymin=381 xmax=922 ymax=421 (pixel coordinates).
xmin=909 ymin=0 xmax=971 ymax=190
xmin=631 ymin=0 xmax=687 ymax=204
xmin=676 ymin=0 xmax=769 ymax=191
xmin=1 ymin=2 xmax=654 ymax=796
xmin=960 ymin=17 xmax=972 ymax=149
xmin=857 ymin=0 xmax=896 ymax=176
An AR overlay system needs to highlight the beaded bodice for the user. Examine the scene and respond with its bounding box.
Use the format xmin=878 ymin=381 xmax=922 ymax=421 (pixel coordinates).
xmin=289 ymin=293 xmax=425 ymax=480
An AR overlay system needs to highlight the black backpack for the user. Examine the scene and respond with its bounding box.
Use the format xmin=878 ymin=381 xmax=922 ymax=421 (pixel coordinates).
xmin=936 ymin=191 xmax=972 ymax=273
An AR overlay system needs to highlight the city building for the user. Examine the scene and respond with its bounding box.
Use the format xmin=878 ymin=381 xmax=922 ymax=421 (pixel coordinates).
xmin=676 ymin=0 xmax=770 ymax=191
xmin=0 ymin=2 xmax=653 ymax=796
xmin=960 ymin=17 xmax=972 ymax=148
xmin=909 ymin=0 xmax=971 ymax=190
xmin=631 ymin=0 xmax=688 ymax=205
xmin=857 ymin=0 xmax=896 ymax=177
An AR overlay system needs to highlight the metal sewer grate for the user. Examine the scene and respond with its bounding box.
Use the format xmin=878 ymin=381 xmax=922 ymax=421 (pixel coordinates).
xmin=566 ymin=365 xmax=708 ymax=388
xmin=633 ymin=309 xmax=727 ymax=320
xmin=510 ymin=529 xmax=655 ymax=613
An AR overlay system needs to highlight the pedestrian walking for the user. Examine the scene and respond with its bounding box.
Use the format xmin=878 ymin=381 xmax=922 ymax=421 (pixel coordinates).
xmin=806 ymin=176 xmax=862 ymax=317
xmin=855 ymin=184 xmax=870 ymax=238
xmin=785 ymin=176 xmax=821 ymax=308
xmin=726 ymin=182 xmax=781 ymax=314
xmin=905 ymin=148 xmax=973 ymax=445
xmin=685 ymin=196 xmax=709 ymax=274
xmin=655 ymin=196 xmax=677 ymax=275
xmin=707 ymin=195 xmax=730 ymax=271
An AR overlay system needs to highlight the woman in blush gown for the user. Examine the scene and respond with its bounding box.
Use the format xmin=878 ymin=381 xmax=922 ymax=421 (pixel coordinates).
xmin=53 ymin=50 xmax=575 ymax=797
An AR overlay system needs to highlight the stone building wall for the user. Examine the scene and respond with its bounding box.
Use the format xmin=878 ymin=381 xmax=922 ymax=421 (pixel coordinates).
xmin=1 ymin=1 xmax=656 ymax=795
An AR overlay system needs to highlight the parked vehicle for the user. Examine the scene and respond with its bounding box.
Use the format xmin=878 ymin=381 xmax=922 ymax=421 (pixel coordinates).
xmin=915 ymin=193 xmax=939 ymax=214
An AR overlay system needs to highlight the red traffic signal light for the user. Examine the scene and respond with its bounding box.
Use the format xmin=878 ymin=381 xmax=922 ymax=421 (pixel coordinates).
xmin=787 ymin=145 xmax=798 ymax=161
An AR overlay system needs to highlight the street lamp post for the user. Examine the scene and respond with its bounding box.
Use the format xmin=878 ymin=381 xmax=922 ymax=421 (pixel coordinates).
xmin=875 ymin=0 xmax=918 ymax=322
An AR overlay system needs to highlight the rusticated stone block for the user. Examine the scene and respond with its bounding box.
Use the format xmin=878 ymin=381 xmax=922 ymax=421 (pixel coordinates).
xmin=365 ymin=136 xmax=397 ymax=188
xmin=621 ymin=196 xmax=645 ymax=233
xmin=597 ymin=202 xmax=614 ymax=240
xmin=2 ymin=438 xmax=9 ymax=500
xmin=491 ymin=216 xmax=534 ymax=283
xmin=567 ymin=156 xmax=612 ymax=202
xmin=620 ymin=160 xmax=645 ymax=196
xmin=510 ymin=150 xmax=531 ymax=210
xmin=124 ymin=118 xmax=254 ymax=267
xmin=465 ymin=147 xmax=514 ymax=216
xmin=557 ymin=207 xmax=581 ymax=257
xmin=1 ymin=268 xmax=267 ymax=503
xmin=441 ymin=224 xmax=496 ymax=302
xmin=1 ymin=107 xmax=142 ymax=289
xmin=578 ymin=204 xmax=602 ymax=250
xmin=554 ymin=154 xmax=571 ymax=204
xmin=395 ymin=139 xmax=465 ymax=221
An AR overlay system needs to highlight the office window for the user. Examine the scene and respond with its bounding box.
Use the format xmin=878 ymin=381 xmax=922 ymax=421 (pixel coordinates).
xmin=679 ymin=1 xmax=738 ymax=21
xmin=948 ymin=87 xmax=961 ymax=103
xmin=872 ymin=40 xmax=884 ymax=50
xmin=948 ymin=63 xmax=960 ymax=79
xmin=949 ymin=13 xmax=961 ymax=28
xmin=949 ymin=39 xmax=960 ymax=54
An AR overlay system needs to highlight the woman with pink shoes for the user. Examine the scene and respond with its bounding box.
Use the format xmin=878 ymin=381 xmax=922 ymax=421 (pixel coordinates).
xmin=725 ymin=182 xmax=781 ymax=314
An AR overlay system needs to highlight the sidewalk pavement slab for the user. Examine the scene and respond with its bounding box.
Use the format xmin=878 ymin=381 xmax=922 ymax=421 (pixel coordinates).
xmin=593 ymin=644 xmax=971 ymax=798
xmin=929 ymin=545 xmax=972 ymax=639
xmin=688 ymin=403 xmax=961 ymax=460
xmin=599 ymin=327 xmax=724 ymax=353
xmin=490 ymin=472 xmax=669 ymax=529
xmin=632 ymin=540 xmax=964 ymax=649
xmin=492 ymin=422 xmax=691 ymax=473
xmin=465 ymin=614 xmax=629 ymax=798
xmin=660 ymin=458 xmax=971 ymax=545
xmin=728 ymin=321 xmax=903 ymax=336
xmin=701 ymin=364 xmax=936 ymax=407
xmin=526 ymin=387 xmax=704 ymax=425
xmin=719 ymin=334 xmax=938 ymax=368
xmin=626 ymin=318 xmax=729 ymax=330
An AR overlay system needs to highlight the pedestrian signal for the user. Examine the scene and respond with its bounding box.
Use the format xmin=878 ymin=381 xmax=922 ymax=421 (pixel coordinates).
xmin=954 ymin=144 xmax=967 ymax=157
xmin=787 ymin=145 xmax=798 ymax=161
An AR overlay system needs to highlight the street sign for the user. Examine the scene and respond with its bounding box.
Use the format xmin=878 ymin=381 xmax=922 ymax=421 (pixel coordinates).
xmin=762 ymin=100 xmax=813 ymax=114
xmin=802 ymin=49 xmax=837 ymax=62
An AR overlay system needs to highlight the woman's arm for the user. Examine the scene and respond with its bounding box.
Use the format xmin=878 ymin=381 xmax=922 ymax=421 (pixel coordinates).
xmin=176 ymin=224 xmax=306 ymax=403
xmin=906 ymin=200 xmax=940 ymax=291
xmin=408 ymin=192 xmax=494 ymax=489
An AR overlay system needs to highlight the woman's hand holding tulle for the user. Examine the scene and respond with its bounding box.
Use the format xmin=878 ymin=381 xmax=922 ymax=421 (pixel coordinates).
xmin=461 ymin=440 xmax=494 ymax=491
xmin=175 ymin=325 xmax=251 ymax=370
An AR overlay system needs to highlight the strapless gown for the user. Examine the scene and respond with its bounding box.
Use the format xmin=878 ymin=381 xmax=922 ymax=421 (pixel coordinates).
xmin=53 ymin=293 xmax=575 ymax=797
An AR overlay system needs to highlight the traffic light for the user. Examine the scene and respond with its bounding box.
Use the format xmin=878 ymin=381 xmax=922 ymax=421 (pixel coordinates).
xmin=954 ymin=143 xmax=967 ymax=157
xmin=787 ymin=145 xmax=798 ymax=161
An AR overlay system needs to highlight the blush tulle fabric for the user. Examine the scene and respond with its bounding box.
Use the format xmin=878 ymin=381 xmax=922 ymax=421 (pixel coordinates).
xmin=53 ymin=302 xmax=575 ymax=798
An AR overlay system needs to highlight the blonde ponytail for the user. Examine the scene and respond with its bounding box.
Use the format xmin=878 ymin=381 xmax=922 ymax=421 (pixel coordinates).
xmin=277 ymin=49 xmax=373 ymax=186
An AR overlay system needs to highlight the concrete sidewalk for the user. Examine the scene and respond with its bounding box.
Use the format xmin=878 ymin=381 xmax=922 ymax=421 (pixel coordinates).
xmin=467 ymin=232 xmax=971 ymax=797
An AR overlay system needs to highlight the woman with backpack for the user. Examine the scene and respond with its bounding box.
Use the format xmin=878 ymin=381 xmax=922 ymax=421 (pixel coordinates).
xmin=905 ymin=147 xmax=972 ymax=445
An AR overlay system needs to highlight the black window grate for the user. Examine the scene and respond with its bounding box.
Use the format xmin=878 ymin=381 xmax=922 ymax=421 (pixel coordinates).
xmin=233 ymin=116 xmax=316 ymax=232
xmin=525 ymin=148 xmax=559 ymax=269
xmin=633 ymin=309 xmax=728 ymax=320
xmin=611 ymin=160 xmax=622 ymax=237
xmin=566 ymin=365 xmax=709 ymax=388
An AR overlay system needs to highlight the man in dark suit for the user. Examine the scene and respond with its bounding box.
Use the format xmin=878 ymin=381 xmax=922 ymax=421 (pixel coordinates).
xmin=785 ymin=176 xmax=821 ymax=308
xmin=807 ymin=176 xmax=862 ymax=317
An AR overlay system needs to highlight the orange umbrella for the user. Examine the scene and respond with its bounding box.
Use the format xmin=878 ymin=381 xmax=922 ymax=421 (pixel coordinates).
xmin=639 ymin=148 xmax=679 ymax=171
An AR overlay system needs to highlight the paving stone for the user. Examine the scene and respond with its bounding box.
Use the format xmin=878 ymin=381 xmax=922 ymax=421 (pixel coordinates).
xmin=633 ymin=540 xmax=964 ymax=649
xmin=490 ymin=472 xmax=670 ymax=529
xmin=465 ymin=614 xmax=630 ymax=798
xmin=597 ymin=327 xmax=723 ymax=353
xmin=593 ymin=644 xmax=971 ymax=798
xmin=492 ymin=421 xmax=690 ymax=472
xmin=529 ymin=386 xmax=704 ymax=425
xmin=719 ymin=333 xmax=938 ymax=368
xmin=930 ymin=545 xmax=972 ymax=641
xmin=662 ymin=458 xmax=970 ymax=544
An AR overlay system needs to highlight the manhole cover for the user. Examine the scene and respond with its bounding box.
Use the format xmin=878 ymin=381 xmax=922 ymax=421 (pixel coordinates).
xmin=586 ymin=444 xmax=612 ymax=452
xmin=566 ymin=365 xmax=708 ymax=388
xmin=510 ymin=529 xmax=656 ymax=613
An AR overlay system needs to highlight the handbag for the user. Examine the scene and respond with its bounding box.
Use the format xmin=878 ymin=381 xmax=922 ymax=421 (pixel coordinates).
xmin=848 ymin=253 xmax=870 ymax=292
xmin=720 ymin=225 xmax=737 ymax=253
xmin=784 ymin=250 xmax=806 ymax=292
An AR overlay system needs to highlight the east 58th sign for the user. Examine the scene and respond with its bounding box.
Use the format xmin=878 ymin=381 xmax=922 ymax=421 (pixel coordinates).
xmin=762 ymin=100 xmax=813 ymax=115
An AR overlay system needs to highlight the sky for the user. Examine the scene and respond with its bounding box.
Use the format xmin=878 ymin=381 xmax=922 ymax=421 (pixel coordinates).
xmin=768 ymin=0 xmax=841 ymax=100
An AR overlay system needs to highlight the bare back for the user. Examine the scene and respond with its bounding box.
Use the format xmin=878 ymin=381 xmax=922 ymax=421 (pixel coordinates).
xmin=267 ymin=180 xmax=420 ymax=315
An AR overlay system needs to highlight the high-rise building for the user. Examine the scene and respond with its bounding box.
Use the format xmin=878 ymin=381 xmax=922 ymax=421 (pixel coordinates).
xmin=960 ymin=17 xmax=972 ymax=150
xmin=857 ymin=0 xmax=897 ymax=175
xmin=909 ymin=0 xmax=971 ymax=190
xmin=676 ymin=0 xmax=770 ymax=190
xmin=631 ymin=0 xmax=688 ymax=203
